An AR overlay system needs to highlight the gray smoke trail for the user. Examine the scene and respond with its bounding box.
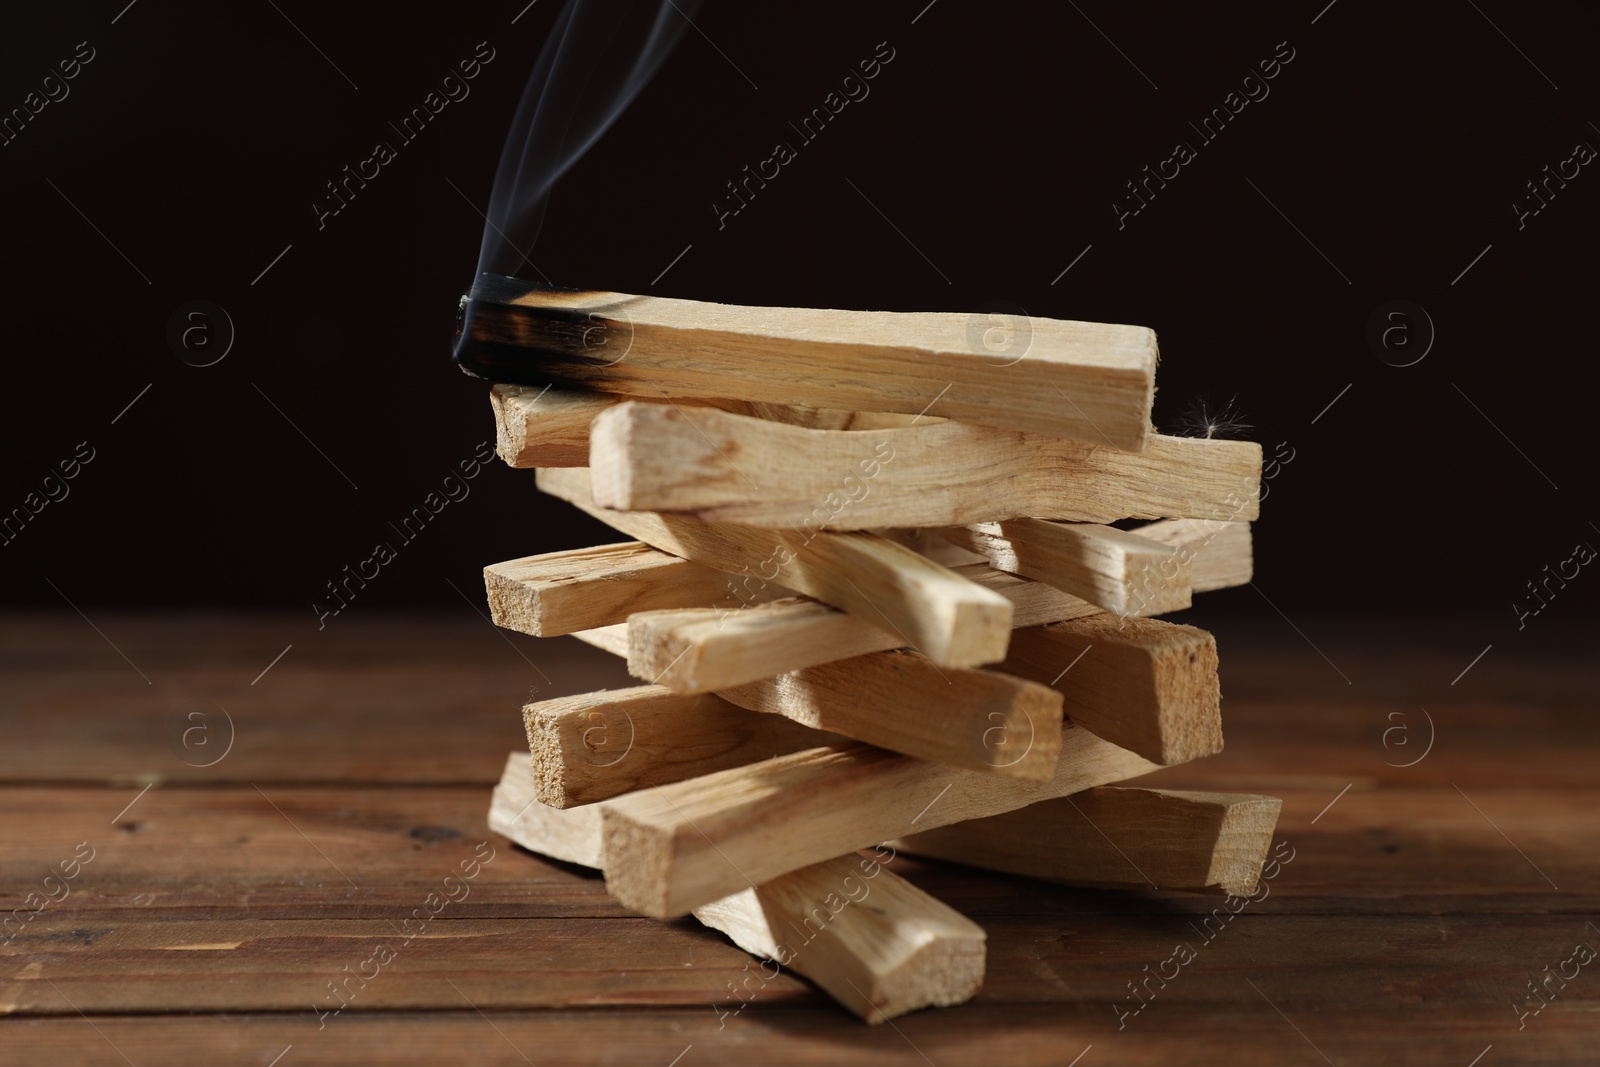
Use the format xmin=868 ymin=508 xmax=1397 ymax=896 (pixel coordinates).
xmin=474 ymin=0 xmax=703 ymax=278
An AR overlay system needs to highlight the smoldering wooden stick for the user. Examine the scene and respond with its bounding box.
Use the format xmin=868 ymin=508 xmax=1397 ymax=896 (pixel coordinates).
xmin=454 ymin=275 xmax=1158 ymax=450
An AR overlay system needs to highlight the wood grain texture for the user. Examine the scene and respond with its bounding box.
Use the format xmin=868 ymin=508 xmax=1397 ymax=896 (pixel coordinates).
xmin=894 ymin=786 xmax=1282 ymax=895
xmin=489 ymin=752 xmax=985 ymax=1023
xmin=537 ymin=466 xmax=1013 ymax=668
xmin=629 ymin=521 xmax=1249 ymax=695
xmin=6 ymin=780 xmax=1598 ymax=923
xmin=456 ymin=277 xmax=1158 ymax=449
xmin=695 ymin=851 xmax=986 ymax=1024
xmin=1135 ymin=518 xmax=1254 ymax=592
xmin=558 ymin=640 xmax=1060 ymax=780
xmin=599 ymin=728 xmax=1160 ymax=918
xmin=942 ymin=520 xmax=1193 ymax=617
xmin=490 ymin=383 xmax=933 ymax=469
xmin=489 ymin=382 xmax=611 ymax=467
xmin=1001 ymin=615 xmax=1223 ymax=766
xmin=6 ymin=613 xmax=1599 ymax=1065
xmin=485 ymin=542 xmax=785 ymax=637
xmin=520 ymin=685 xmax=832 ymax=807
xmin=586 ymin=401 xmax=1259 ymax=527
xmin=714 ymin=653 xmax=1063 ymax=781
xmin=5 ymin=1008 xmax=1598 ymax=1067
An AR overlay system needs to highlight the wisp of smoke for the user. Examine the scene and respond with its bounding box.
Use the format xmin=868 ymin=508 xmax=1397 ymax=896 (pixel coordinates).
xmin=474 ymin=0 xmax=702 ymax=280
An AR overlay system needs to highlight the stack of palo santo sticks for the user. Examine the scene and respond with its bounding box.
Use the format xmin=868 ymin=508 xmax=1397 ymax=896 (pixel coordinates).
xmin=457 ymin=278 xmax=1283 ymax=1024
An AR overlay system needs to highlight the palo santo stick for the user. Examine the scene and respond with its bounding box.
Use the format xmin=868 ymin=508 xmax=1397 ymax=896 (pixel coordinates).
xmin=714 ymin=654 xmax=1062 ymax=781
xmin=892 ymin=786 xmax=1282 ymax=896
xmin=455 ymin=275 xmax=1157 ymax=449
xmin=942 ymin=519 xmax=1192 ymax=617
xmin=490 ymin=751 xmax=606 ymax=867
xmin=488 ymin=752 xmax=985 ymax=1022
xmin=485 ymin=542 xmax=788 ymax=637
xmin=524 ymin=686 xmax=834 ymax=808
xmin=1135 ymin=518 xmax=1254 ymax=592
xmin=571 ymin=622 xmax=630 ymax=657
xmin=490 ymin=383 xmax=929 ymax=469
xmin=586 ymin=401 xmax=1259 ymax=527
xmin=1001 ymin=616 xmax=1221 ymax=766
xmin=629 ymin=520 xmax=1250 ymax=694
xmin=599 ymin=730 xmax=1160 ymax=918
xmin=695 ymin=851 xmax=986 ymax=1023
xmin=537 ymin=466 xmax=1013 ymax=668
xmin=490 ymin=383 xmax=614 ymax=467
xmin=571 ymin=629 xmax=1059 ymax=781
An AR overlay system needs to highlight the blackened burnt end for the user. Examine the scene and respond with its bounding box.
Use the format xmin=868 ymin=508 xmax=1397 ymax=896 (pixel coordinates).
xmin=452 ymin=273 xmax=622 ymax=387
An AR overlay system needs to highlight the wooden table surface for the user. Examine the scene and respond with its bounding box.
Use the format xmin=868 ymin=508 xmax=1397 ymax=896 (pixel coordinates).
xmin=2 ymin=610 xmax=1596 ymax=1065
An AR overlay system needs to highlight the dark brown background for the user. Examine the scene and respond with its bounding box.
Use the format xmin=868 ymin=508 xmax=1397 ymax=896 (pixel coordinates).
xmin=2 ymin=0 xmax=1594 ymax=638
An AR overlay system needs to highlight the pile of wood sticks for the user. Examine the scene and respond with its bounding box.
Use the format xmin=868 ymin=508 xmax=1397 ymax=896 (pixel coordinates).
xmin=463 ymin=282 xmax=1282 ymax=1023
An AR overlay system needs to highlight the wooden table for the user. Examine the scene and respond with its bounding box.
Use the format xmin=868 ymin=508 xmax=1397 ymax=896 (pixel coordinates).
xmin=2 ymin=611 xmax=1595 ymax=1065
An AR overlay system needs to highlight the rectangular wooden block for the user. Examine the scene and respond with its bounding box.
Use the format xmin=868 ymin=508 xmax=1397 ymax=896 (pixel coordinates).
xmin=599 ymin=729 xmax=1160 ymax=918
xmin=523 ymin=685 xmax=834 ymax=808
xmin=485 ymin=542 xmax=784 ymax=637
xmin=489 ymin=383 xmax=936 ymax=470
xmin=1000 ymin=615 xmax=1223 ymax=766
xmin=893 ymin=786 xmax=1282 ymax=896
xmin=586 ymin=401 xmax=1259 ymax=527
xmin=943 ymin=519 xmax=1193 ymax=617
xmin=715 ymin=653 xmax=1063 ymax=781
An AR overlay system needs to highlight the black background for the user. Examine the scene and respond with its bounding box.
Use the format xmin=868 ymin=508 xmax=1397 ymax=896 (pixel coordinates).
xmin=2 ymin=1 xmax=1595 ymax=643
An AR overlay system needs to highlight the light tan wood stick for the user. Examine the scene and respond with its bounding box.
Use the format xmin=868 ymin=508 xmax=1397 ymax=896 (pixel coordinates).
xmin=490 ymin=384 xmax=931 ymax=469
xmin=569 ymin=634 xmax=1060 ymax=781
xmin=586 ymin=401 xmax=1258 ymax=527
xmin=490 ymin=384 xmax=612 ymax=467
xmin=695 ymin=849 xmax=986 ymax=1023
xmin=714 ymin=654 xmax=1062 ymax=782
xmin=629 ymin=521 xmax=1250 ymax=694
xmin=485 ymin=542 xmax=789 ymax=637
xmin=488 ymin=752 xmax=985 ymax=1022
xmin=892 ymin=786 xmax=1282 ymax=896
xmin=537 ymin=466 xmax=1013 ymax=668
xmin=489 ymin=750 xmax=606 ymax=866
xmin=1134 ymin=518 xmax=1254 ymax=592
xmin=1000 ymin=616 xmax=1221 ymax=766
xmin=458 ymin=278 xmax=1158 ymax=449
xmin=571 ymin=623 xmax=630 ymax=657
xmin=523 ymin=686 xmax=835 ymax=808
xmin=941 ymin=519 xmax=1192 ymax=617
xmin=599 ymin=728 xmax=1160 ymax=918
